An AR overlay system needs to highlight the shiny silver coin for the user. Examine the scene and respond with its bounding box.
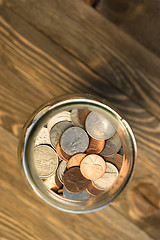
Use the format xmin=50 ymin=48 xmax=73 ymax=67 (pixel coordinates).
xmin=100 ymin=132 xmax=121 ymax=157
xmin=71 ymin=109 xmax=83 ymax=128
xmin=50 ymin=121 xmax=73 ymax=149
xmin=57 ymin=160 xmax=68 ymax=184
xmin=85 ymin=112 xmax=116 ymax=140
xmin=35 ymin=127 xmax=51 ymax=146
xmin=60 ymin=127 xmax=89 ymax=155
xmin=34 ymin=145 xmax=59 ymax=178
xmin=92 ymin=162 xmax=119 ymax=190
xmin=63 ymin=186 xmax=92 ymax=200
xmin=47 ymin=111 xmax=71 ymax=131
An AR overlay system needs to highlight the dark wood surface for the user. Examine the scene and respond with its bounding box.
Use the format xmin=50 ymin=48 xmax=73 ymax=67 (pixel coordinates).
xmin=0 ymin=1 xmax=160 ymax=239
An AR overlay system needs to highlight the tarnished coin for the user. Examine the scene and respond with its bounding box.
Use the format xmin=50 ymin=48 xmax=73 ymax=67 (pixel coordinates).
xmin=57 ymin=160 xmax=68 ymax=184
xmin=60 ymin=127 xmax=89 ymax=155
xmin=85 ymin=112 xmax=116 ymax=140
xmin=86 ymin=182 xmax=104 ymax=196
xmin=63 ymin=167 xmax=90 ymax=193
xmin=104 ymin=154 xmax=123 ymax=171
xmin=80 ymin=154 xmax=106 ymax=180
xmin=77 ymin=109 xmax=90 ymax=127
xmin=92 ymin=162 xmax=119 ymax=190
xmin=86 ymin=137 xmax=105 ymax=154
xmin=63 ymin=186 xmax=92 ymax=200
xmin=43 ymin=174 xmax=60 ymax=192
xmin=48 ymin=111 xmax=71 ymax=131
xmin=68 ymin=153 xmax=86 ymax=168
xmin=35 ymin=127 xmax=51 ymax=146
xmin=50 ymin=121 xmax=73 ymax=149
xmin=100 ymin=132 xmax=121 ymax=157
xmin=71 ymin=109 xmax=84 ymax=128
xmin=34 ymin=145 xmax=58 ymax=178
xmin=56 ymin=142 xmax=70 ymax=161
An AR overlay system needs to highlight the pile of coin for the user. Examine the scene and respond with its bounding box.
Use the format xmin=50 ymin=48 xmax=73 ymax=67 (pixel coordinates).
xmin=33 ymin=109 xmax=124 ymax=200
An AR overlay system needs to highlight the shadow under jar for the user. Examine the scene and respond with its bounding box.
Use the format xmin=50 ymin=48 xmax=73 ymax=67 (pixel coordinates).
xmin=18 ymin=94 xmax=137 ymax=213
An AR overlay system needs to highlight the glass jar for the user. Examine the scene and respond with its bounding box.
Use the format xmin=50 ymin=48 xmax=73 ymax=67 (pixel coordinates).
xmin=18 ymin=94 xmax=137 ymax=213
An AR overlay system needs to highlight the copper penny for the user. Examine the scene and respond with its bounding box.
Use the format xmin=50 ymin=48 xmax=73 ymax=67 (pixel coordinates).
xmin=56 ymin=142 xmax=70 ymax=161
xmin=86 ymin=182 xmax=104 ymax=196
xmin=68 ymin=153 xmax=86 ymax=168
xmin=63 ymin=167 xmax=90 ymax=193
xmin=104 ymin=154 xmax=123 ymax=171
xmin=77 ymin=109 xmax=90 ymax=127
xmin=86 ymin=137 xmax=105 ymax=154
xmin=80 ymin=154 xmax=106 ymax=180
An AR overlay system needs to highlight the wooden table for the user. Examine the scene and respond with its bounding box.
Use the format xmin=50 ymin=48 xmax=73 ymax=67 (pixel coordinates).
xmin=0 ymin=1 xmax=160 ymax=239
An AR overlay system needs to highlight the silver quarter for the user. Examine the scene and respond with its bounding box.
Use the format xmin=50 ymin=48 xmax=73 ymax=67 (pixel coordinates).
xmin=92 ymin=162 xmax=119 ymax=190
xmin=60 ymin=127 xmax=89 ymax=155
xmin=34 ymin=145 xmax=59 ymax=178
xmin=71 ymin=109 xmax=84 ymax=128
xmin=85 ymin=112 xmax=116 ymax=140
xmin=63 ymin=187 xmax=92 ymax=200
xmin=57 ymin=160 xmax=68 ymax=184
xmin=50 ymin=121 xmax=73 ymax=149
xmin=35 ymin=127 xmax=51 ymax=146
xmin=100 ymin=132 xmax=121 ymax=157
xmin=47 ymin=111 xmax=71 ymax=131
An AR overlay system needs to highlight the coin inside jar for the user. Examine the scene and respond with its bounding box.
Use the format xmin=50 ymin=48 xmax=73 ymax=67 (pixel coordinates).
xmin=67 ymin=153 xmax=86 ymax=168
xmin=35 ymin=127 xmax=50 ymax=146
xmin=80 ymin=154 xmax=106 ymax=180
xmin=86 ymin=137 xmax=105 ymax=154
xmin=100 ymin=132 xmax=121 ymax=157
xmin=34 ymin=145 xmax=58 ymax=178
xmin=48 ymin=111 xmax=71 ymax=131
xmin=63 ymin=186 xmax=92 ymax=200
xmin=63 ymin=167 xmax=90 ymax=193
xmin=104 ymin=153 xmax=123 ymax=171
xmin=85 ymin=111 xmax=116 ymax=140
xmin=60 ymin=126 xmax=89 ymax=155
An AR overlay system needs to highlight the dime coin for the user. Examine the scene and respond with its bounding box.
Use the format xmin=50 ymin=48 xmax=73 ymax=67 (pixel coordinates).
xmin=63 ymin=167 xmax=90 ymax=193
xmin=85 ymin=112 xmax=116 ymax=140
xmin=80 ymin=154 xmax=106 ymax=180
xmin=60 ymin=127 xmax=89 ymax=155
xmin=57 ymin=160 xmax=68 ymax=184
xmin=63 ymin=186 xmax=92 ymax=200
xmin=56 ymin=142 xmax=70 ymax=161
xmin=50 ymin=121 xmax=73 ymax=149
xmin=92 ymin=162 xmax=119 ymax=190
xmin=71 ymin=109 xmax=84 ymax=128
xmin=35 ymin=127 xmax=51 ymax=146
xmin=48 ymin=111 xmax=71 ymax=131
xmin=34 ymin=145 xmax=59 ymax=178
xmin=100 ymin=132 xmax=121 ymax=157
xmin=43 ymin=174 xmax=60 ymax=192
xmin=68 ymin=153 xmax=86 ymax=168
xmin=86 ymin=137 xmax=105 ymax=154
xmin=104 ymin=154 xmax=123 ymax=171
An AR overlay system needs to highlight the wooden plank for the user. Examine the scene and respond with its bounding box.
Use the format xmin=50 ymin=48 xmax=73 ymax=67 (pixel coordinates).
xmin=0 ymin=127 xmax=154 ymax=240
xmin=0 ymin=8 xmax=160 ymax=239
xmin=96 ymin=0 xmax=160 ymax=58
xmin=3 ymin=0 xmax=160 ymax=119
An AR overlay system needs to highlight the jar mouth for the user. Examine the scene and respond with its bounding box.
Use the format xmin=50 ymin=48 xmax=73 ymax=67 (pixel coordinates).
xmin=20 ymin=94 xmax=137 ymax=213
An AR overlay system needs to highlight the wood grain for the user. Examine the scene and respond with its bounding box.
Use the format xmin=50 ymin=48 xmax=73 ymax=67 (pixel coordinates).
xmin=0 ymin=127 xmax=154 ymax=240
xmin=0 ymin=3 xmax=160 ymax=240
xmin=3 ymin=0 xmax=160 ymax=120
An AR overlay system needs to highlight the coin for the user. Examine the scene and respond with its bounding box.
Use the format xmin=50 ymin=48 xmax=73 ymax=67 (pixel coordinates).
xmin=63 ymin=186 xmax=92 ymax=200
xmin=68 ymin=153 xmax=86 ymax=168
xmin=48 ymin=111 xmax=71 ymax=131
xmin=86 ymin=137 xmax=105 ymax=154
xmin=63 ymin=167 xmax=90 ymax=193
xmin=50 ymin=121 xmax=73 ymax=149
xmin=86 ymin=182 xmax=104 ymax=196
xmin=85 ymin=112 xmax=116 ymax=140
xmin=77 ymin=109 xmax=90 ymax=127
xmin=60 ymin=127 xmax=89 ymax=155
xmin=56 ymin=142 xmax=70 ymax=161
xmin=100 ymin=132 xmax=121 ymax=157
xmin=35 ymin=127 xmax=51 ymax=146
xmin=80 ymin=154 xmax=106 ymax=180
xmin=57 ymin=160 xmax=68 ymax=184
xmin=118 ymin=147 xmax=123 ymax=156
xmin=92 ymin=162 xmax=119 ymax=190
xmin=34 ymin=145 xmax=59 ymax=178
xmin=43 ymin=174 xmax=60 ymax=192
xmin=104 ymin=154 xmax=123 ymax=171
xmin=71 ymin=109 xmax=84 ymax=128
